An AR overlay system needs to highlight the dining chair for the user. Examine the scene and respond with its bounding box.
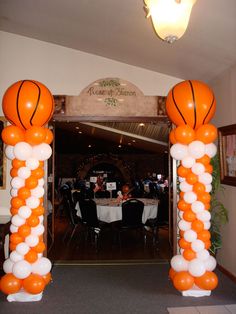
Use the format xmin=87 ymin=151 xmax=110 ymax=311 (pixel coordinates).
xmin=94 ymin=190 xmax=110 ymax=199
xmin=78 ymin=198 xmax=110 ymax=252
xmin=116 ymin=199 xmax=146 ymax=247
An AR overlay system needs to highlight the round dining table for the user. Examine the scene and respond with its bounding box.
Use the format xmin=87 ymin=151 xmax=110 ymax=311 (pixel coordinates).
xmin=75 ymin=198 xmax=158 ymax=224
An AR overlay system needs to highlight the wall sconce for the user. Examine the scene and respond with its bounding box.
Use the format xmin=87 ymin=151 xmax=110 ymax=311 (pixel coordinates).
xmin=144 ymin=0 xmax=197 ymax=43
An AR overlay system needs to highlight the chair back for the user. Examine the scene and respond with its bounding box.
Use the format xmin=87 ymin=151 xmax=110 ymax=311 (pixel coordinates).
xmin=121 ymin=199 xmax=144 ymax=227
xmin=79 ymin=199 xmax=99 ymax=227
xmin=95 ymin=190 xmax=110 ymax=198
xmin=64 ymin=198 xmax=78 ymax=226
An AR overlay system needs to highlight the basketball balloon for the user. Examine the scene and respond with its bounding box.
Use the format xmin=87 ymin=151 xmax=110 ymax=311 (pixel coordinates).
xmin=2 ymin=80 xmax=54 ymax=130
xmin=166 ymin=80 xmax=216 ymax=129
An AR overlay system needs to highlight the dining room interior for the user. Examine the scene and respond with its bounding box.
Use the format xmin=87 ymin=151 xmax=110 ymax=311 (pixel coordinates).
xmin=47 ymin=120 xmax=173 ymax=263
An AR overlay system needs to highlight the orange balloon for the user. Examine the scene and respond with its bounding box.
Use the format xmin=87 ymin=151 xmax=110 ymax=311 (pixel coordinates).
xmin=177 ymin=200 xmax=191 ymax=211
xmin=205 ymin=164 xmax=213 ymax=174
xmin=23 ymin=274 xmax=46 ymax=294
xmin=0 ymin=273 xmax=22 ymax=295
xmin=12 ymin=159 xmax=26 ymax=169
xmin=24 ymin=249 xmax=38 ymax=263
xmin=196 ymin=124 xmax=218 ymax=144
xmin=1 ymin=125 xmax=25 ymax=145
xmin=25 ymin=126 xmax=47 ymax=145
xmin=31 ymin=167 xmax=44 ymax=179
xmin=9 ymin=243 xmax=17 ymax=251
xmin=195 ymin=271 xmax=218 ymax=290
xmin=166 ymin=80 xmax=216 ymax=129
xmin=183 ymin=248 xmax=196 ymax=261
xmin=32 ymin=205 xmax=45 ymax=216
xmin=11 ymin=197 xmax=25 ymax=209
xmin=178 ymin=238 xmax=191 ymax=249
xmin=39 ymin=161 xmax=44 ymax=168
xmin=205 ymin=240 xmax=211 ymax=250
xmin=169 ymin=268 xmax=177 ymax=281
xmin=169 ymin=129 xmax=177 ymax=144
xmin=42 ymin=273 xmax=52 ymax=285
xmin=18 ymin=224 xmax=31 ymax=238
xmin=179 ymin=230 xmax=185 ymax=238
xmin=193 ymin=182 xmax=206 ymax=194
xmin=186 ymin=172 xmax=198 ymax=185
xmin=196 ymin=154 xmax=211 ymax=166
xmin=44 ymin=128 xmax=54 ymax=144
xmin=10 ymin=233 xmax=23 ymax=245
xmin=198 ymin=230 xmax=211 ymax=242
xmin=174 ymin=125 xmax=195 ymax=144
xmin=2 ymin=80 xmax=54 ymax=130
xmin=10 ymin=167 xmax=18 ymax=177
xmin=191 ymin=219 xmax=204 ymax=233
xmin=173 ymin=271 xmax=194 ymax=291
xmin=27 ymin=215 xmax=40 ymax=227
xmin=32 ymin=241 xmax=46 ymax=253
xmin=18 ymin=187 xmax=31 ymax=200
xmin=25 ymin=176 xmax=38 ymax=189
xmin=179 ymin=191 xmax=185 ymax=199
xmin=177 ymin=165 xmax=190 ymax=178
xmin=198 ymin=192 xmax=211 ymax=204
xmin=205 ymin=203 xmax=211 ymax=210
xmin=183 ymin=210 xmax=196 ymax=222
xmin=10 ymin=207 xmax=18 ymax=215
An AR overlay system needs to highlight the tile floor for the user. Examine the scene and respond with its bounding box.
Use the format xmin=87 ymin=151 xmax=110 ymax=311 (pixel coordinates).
xmin=168 ymin=304 xmax=236 ymax=314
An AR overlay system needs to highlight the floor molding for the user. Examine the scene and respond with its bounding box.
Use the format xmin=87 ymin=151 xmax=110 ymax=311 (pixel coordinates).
xmin=218 ymin=264 xmax=236 ymax=283
xmin=53 ymin=259 xmax=169 ymax=266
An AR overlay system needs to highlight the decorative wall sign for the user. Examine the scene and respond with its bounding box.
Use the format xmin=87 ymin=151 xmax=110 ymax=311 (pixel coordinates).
xmin=53 ymin=78 xmax=167 ymax=118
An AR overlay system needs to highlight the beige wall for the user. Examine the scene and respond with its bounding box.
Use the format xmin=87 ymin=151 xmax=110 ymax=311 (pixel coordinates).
xmin=0 ymin=31 xmax=181 ymax=215
xmin=209 ymin=63 xmax=236 ymax=277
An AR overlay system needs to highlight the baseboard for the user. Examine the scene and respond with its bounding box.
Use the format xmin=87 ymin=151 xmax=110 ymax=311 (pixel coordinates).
xmin=217 ymin=264 xmax=236 ymax=283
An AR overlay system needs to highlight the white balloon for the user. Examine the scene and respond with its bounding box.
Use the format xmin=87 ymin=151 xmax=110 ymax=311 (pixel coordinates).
xmin=38 ymin=253 xmax=43 ymax=258
xmin=197 ymin=210 xmax=211 ymax=222
xmin=181 ymin=156 xmax=195 ymax=168
xmin=188 ymin=258 xmax=206 ymax=277
xmin=178 ymin=219 xmax=191 ymax=231
xmin=32 ymin=143 xmax=52 ymax=161
xmin=31 ymin=186 xmax=44 ymax=198
xmin=38 ymin=178 xmax=45 ymax=187
xmin=179 ymin=181 xmax=193 ymax=192
xmin=191 ymin=201 xmax=205 ymax=213
xmin=170 ymin=255 xmax=189 ymax=272
xmin=204 ymin=221 xmax=211 ymax=230
xmin=191 ymin=162 xmax=205 ymax=175
xmin=178 ymin=176 xmax=185 ymax=182
xmin=31 ymin=224 xmax=45 ymax=236
xmin=10 ymin=188 xmax=18 ymax=197
xmin=10 ymin=224 xmax=18 ymax=233
xmin=39 ymin=215 xmax=44 ymax=223
xmin=10 ymin=250 xmax=24 ymax=263
xmin=14 ymin=142 xmax=32 ymax=161
xmin=197 ymin=249 xmax=210 ymax=261
xmin=11 ymin=214 xmax=25 ymax=227
xmin=26 ymin=158 xmax=39 ymax=170
xmin=191 ymin=239 xmax=205 ymax=252
xmin=11 ymin=177 xmax=25 ymax=189
xmin=184 ymin=229 xmax=197 ymax=242
xmin=205 ymin=143 xmax=217 ymax=158
xmin=25 ymin=234 xmax=39 ymax=247
xmin=178 ymin=211 xmax=184 ymax=219
xmin=205 ymin=184 xmax=212 ymax=193
xmin=16 ymin=242 xmax=30 ymax=256
xmin=12 ymin=260 xmax=32 ymax=279
xmin=32 ymin=257 xmax=52 ymax=276
xmin=18 ymin=206 xmax=32 ymax=219
xmin=183 ymin=191 xmax=197 ymax=204
xmin=198 ymin=172 xmax=213 ymax=185
xmin=204 ymin=256 xmax=217 ymax=271
xmin=26 ymin=196 xmax=40 ymax=209
xmin=188 ymin=141 xmax=205 ymax=159
xmin=3 ymin=258 xmax=14 ymax=273
xmin=5 ymin=145 xmax=15 ymax=160
xmin=170 ymin=143 xmax=188 ymax=160
xmin=17 ymin=166 xmax=31 ymax=179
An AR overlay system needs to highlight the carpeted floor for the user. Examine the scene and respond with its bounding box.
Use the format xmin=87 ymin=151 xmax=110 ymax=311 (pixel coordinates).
xmin=0 ymin=263 xmax=236 ymax=314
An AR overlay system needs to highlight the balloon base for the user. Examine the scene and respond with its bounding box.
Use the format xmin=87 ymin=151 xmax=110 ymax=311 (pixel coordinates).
xmin=7 ymin=291 xmax=43 ymax=302
xmin=181 ymin=284 xmax=211 ymax=297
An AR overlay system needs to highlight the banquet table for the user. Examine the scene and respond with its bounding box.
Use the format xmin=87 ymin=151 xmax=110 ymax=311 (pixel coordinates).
xmin=75 ymin=198 xmax=158 ymax=224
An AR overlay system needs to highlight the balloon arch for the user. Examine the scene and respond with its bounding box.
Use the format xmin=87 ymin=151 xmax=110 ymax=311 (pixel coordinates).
xmin=0 ymin=79 xmax=218 ymax=300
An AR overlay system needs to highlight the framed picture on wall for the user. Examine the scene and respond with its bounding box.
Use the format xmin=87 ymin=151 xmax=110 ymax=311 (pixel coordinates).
xmin=0 ymin=117 xmax=6 ymax=189
xmin=218 ymin=124 xmax=236 ymax=186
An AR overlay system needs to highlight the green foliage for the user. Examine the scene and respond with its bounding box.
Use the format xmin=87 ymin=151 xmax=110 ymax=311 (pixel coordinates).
xmin=210 ymin=155 xmax=229 ymax=255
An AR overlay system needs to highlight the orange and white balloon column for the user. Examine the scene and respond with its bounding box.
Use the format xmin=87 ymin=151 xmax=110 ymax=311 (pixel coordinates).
xmin=0 ymin=80 xmax=54 ymax=300
xmin=166 ymin=80 xmax=219 ymax=293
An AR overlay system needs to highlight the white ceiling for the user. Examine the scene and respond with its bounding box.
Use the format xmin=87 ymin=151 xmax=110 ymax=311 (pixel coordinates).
xmin=0 ymin=0 xmax=236 ymax=82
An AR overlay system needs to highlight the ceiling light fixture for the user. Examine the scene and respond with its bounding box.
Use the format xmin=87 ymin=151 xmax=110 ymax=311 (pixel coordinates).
xmin=144 ymin=0 xmax=197 ymax=43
